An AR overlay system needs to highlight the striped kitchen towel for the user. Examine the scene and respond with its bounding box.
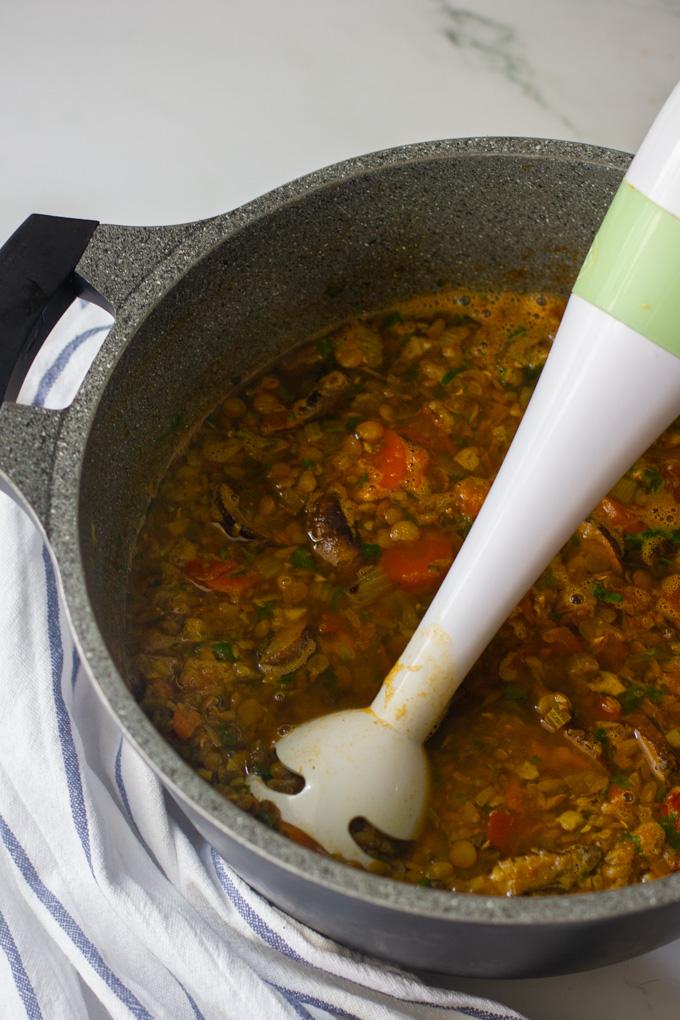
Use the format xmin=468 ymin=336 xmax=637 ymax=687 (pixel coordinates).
xmin=0 ymin=298 xmax=528 ymax=1020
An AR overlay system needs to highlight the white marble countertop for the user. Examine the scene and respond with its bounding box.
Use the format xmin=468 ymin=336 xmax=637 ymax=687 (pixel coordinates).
xmin=2 ymin=1 xmax=680 ymax=1017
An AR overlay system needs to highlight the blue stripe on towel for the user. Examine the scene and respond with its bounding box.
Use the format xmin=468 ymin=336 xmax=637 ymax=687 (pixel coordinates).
xmin=42 ymin=545 xmax=93 ymax=874
xmin=268 ymin=982 xmax=364 ymax=1020
xmin=34 ymin=324 xmax=110 ymax=407
xmin=210 ymin=849 xmax=305 ymax=964
xmin=0 ymin=813 xmax=154 ymax=1020
xmin=0 ymin=907 xmax=44 ymax=1019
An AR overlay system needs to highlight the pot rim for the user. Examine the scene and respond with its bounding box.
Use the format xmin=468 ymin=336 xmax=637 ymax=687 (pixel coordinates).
xmin=49 ymin=134 xmax=680 ymax=929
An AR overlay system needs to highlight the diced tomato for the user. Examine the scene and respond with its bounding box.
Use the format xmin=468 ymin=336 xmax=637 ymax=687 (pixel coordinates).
xmin=595 ymin=496 xmax=645 ymax=535
xmin=453 ymin=477 xmax=489 ymax=520
xmin=277 ymin=820 xmax=325 ymax=853
xmin=401 ymin=408 xmax=455 ymax=455
xmin=541 ymin=626 xmax=584 ymax=656
xmin=486 ymin=810 xmax=523 ymax=855
xmin=185 ymin=558 xmax=260 ymax=596
xmin=519 ymin=594 xmax=538 ymax=626
xmin=369 ymin=429 xmax=409 ymax=489
xmin=318 ymin=612 xmax=346 ymax=635
xmin=382 ymin=530 xmax=456 ymax=591
xmin=172 ymin=703 xmax=202 ymax=740
xmin=661 ymin=788 xmax=680 ymax=824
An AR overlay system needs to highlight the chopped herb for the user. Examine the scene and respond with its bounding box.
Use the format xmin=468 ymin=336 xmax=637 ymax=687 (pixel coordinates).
xmin=277 ymin=672 xmax=297 ymax=685
xmin=441 ymin=368 xmax=460 ymax=386
xmin=530 ymin=755 xmax=542 ymax=764
xmin=593 ymin=727 xmax=610 ymax=747
xmin=619 ymin=685 xmax=644 ymax=714
xmin=418 ymin=877 xmax=433 ymax=887
xmin=291 ymin=548 xmax=316 ymax=569
xmin=506 ymin=325 xmax=527 ymax=340
xmin=625 ymin=527 xmax=680 ymax=551
xmin=659 ymin=813 xmax=680 ymax=851
xmin=593 ymin=583 xmax=623 ymax=604
xmin=330 ymin=587 xmax=344 ymax=609
xmin=257 ymin=599 xmax=277 ymax=621
xmin=300 ymin=458 xmax=316 ymax=470
xmin=362 ymin=543 xmax=382 ymax=561
xmin=212 ymin=641 xmax=236 ymax=662
xmin=611 ymin=773 xmax=633 ymax=788
xmin=357 ymin=472 xmax=369 ymax=486
xmin=323 ymin=421 xmax=345 ymax=433
xmin=643 ymin=467 xmax=663 ymax=493
xmin=317 ymin=336 xmax=337 ymax=360
xmin=384 ymin=310 xmax=403 ymax=326
xmin=250 ymin=763 xmax=272 ymax=783
xmin=346 ymin=415 xmax=361 ymax=432
xmin=570 ymin=535 xmax=581 ymax=547
xmin=644 ymin=684 xmax=664 ymax=704
xmin=621 ymin=830 xmax=642 ymax=853
xmin=502 ymin=683 xmax=526 ymax=702
xmin=217 ymin=725 xmax=238 ymax=748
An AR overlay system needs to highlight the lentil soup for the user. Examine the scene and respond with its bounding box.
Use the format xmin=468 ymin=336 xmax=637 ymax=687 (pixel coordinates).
xmin=126 ymin=290 xmax=680 ymax=896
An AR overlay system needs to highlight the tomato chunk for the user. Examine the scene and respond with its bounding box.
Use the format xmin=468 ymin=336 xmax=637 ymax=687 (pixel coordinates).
xmin=382 ymin=530 xmax=456 ymax=591
xmin=185 ymin=558 xmax=260 ymax=596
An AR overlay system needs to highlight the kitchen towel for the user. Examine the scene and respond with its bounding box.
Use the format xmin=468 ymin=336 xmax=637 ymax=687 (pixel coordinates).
xmin=0 ymin=298 xmax=528 ymax=1020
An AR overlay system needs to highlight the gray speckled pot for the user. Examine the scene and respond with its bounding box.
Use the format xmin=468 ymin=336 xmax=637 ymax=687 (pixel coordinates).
xmin=3 ymin=137 xmax=679 ymax=979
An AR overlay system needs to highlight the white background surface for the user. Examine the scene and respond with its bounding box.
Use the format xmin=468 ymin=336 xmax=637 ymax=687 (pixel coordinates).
xmin=2 ymin=1 xmax=680 ymax=1017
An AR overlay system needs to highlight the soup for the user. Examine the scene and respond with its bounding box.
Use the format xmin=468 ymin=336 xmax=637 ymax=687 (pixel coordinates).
xmin=126 ymin=290 xmax=680 ymax=896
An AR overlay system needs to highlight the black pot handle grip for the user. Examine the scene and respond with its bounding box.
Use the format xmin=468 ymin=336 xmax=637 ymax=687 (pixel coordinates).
xmin=0 ymin=214 xmax=114 ymax=403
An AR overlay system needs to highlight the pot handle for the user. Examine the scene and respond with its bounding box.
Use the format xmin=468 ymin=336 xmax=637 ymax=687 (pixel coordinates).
xmin=0 ymin=212 xmax=201 ymax=529
xmin=0 ymin=213 xmax=113 ymax=403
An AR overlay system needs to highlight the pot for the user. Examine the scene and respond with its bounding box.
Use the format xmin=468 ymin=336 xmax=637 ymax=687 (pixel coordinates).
xmin=2 ymin=137 xmax=679 ymax=979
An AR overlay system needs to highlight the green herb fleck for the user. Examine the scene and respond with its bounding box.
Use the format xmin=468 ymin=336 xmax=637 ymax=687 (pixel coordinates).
xmin=659 ymin=813 xmax=680 ymax=851
xmin=362 ymin=543 xmax=382 ymax=561
xmin=618 ymin=685 xmax=644 ymax=714
xmin=506 ymin=325 xmax=527 ymax=341
xmin=643 ymin=467 xmax=663 ymax=493
xmin=317 ymin=336 xmax=336 ymax=360
xmin=217 ymin=725 xmax=238 ymax=748
xmin=257 ymin=599 xmax=277 ymax=621
xmin=384 ymin=310 xmax=403 ymax=327
xmin=611 ymin=773 xmax=633 ymax=788
xmin=300 ymin=458 xmax=316 ymax=470
xmin=441 ymin=368 xmax=460 ymax=386
xmin=621 ymin=830 xmax=642 ymax=853
xmin=330 ymin=588 xmax=344 ymax=609
xmin=291 ymin=548 xmax=316 ymax=570
xmin=593 ymin=583 xmax=623 ymax=604
xmin=212 ymin=641 xmax=236 ymax=662
xmin=502 ymin=683 xmax=526 ymax=702
xmin=594 ymin=727 xmax=610 ymax=747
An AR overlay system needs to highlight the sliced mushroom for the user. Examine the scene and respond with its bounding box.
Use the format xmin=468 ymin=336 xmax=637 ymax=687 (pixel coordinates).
xmin=213 ymin=483 xmax=270 ymax=543
xmin=258 ymin=624 xmax=316 ymax=680
xmin=261 ymin=371 xmax=349 ymax=433
xmin=563 ymin=727 xmax=603 ymax=762
xmin=634 ymin=723 xmax=679 ymax=783
xmin=306 ymin=493 xmax=363 ymax=572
